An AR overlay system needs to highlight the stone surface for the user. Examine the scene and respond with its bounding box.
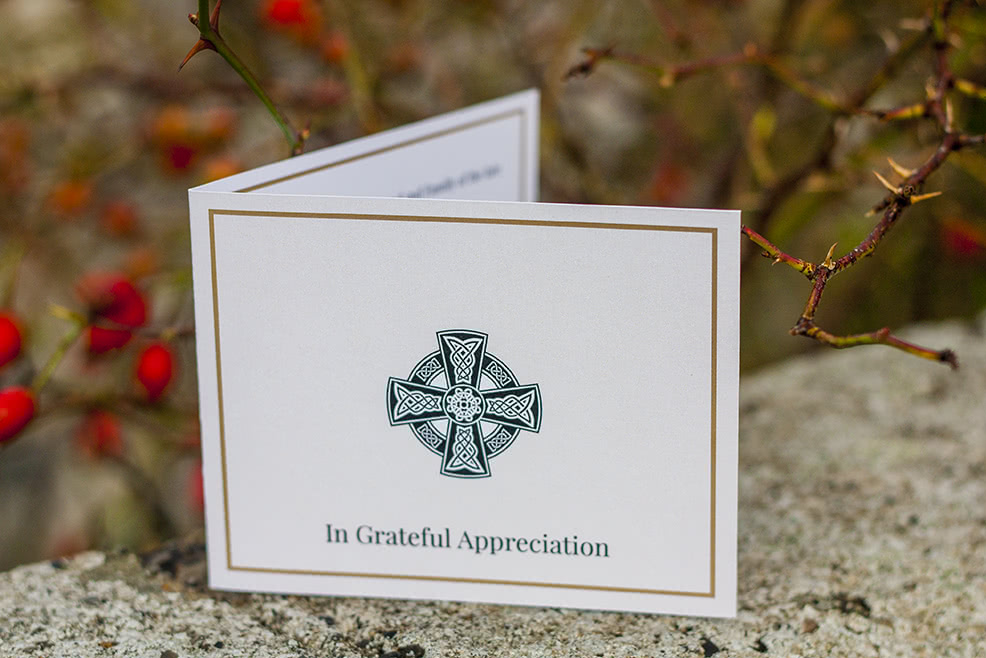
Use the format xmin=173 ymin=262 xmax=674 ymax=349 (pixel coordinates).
xmin=2 ymin=316 xmax=985 ymax=657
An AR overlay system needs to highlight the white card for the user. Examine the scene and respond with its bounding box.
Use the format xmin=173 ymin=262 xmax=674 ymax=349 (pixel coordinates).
xmin=189 ymin=90 xmax=739 ymax=617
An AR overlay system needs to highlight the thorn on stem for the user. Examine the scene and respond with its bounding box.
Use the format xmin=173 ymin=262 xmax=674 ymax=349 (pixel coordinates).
xmin=910 ymin=190 xmax=943 ymax=204
xmin=887 ymin=157 xmax=914 ymax=177
xmin=822 ymin=242 xmax=838 ymax=269
xmin=209 ymin=0 xmax=223 ymax=32
xmin=871 ymin=166 xmax=942 ymax=209
xmin=874 ymin=169 xmax=899 ymax=193
xmin=178 ymin=38 xmax=216 ymax=72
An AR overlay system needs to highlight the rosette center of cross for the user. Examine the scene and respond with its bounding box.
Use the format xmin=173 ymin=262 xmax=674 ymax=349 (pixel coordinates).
xmin=443 ymin=385 xmax=485 ymax=424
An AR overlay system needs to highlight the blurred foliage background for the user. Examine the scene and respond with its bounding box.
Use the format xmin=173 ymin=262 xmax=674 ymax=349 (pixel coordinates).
xmin=1 ymin=0 xmax=985 ymax=569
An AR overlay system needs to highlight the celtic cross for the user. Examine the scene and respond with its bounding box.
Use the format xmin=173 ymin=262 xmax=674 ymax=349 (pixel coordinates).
xmin=387 ymin=330 xmax=542 ymax=478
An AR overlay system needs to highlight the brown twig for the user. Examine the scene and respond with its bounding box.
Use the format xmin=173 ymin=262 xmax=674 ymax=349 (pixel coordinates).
xmin=777 ymin=126 xmax=979 ymax=366
xmin=584 ymin=2 xmax=982 ymax=366
xmin=741 ymin=226 xmax=816 ymax=277
xmin=567 ymin=44 xmax=850 ymax=110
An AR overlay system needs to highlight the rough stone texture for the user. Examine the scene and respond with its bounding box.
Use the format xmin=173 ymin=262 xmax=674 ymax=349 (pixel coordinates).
xmin=2 ymin=316 xmax=985 ymax=657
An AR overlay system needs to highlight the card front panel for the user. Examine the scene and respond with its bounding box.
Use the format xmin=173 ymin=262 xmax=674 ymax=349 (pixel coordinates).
xmin=187 ymin=195 xmax=738 ymax=616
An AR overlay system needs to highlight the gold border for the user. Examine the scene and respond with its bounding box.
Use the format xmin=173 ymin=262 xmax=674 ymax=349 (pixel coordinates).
xmin=209 ymin=218 xmax=234 ymax=570
xmin=710 ymin=229 xmax=717 ymax=598
xmin=208 ymin=210 xmax=718 ymax=598
xmin=235 ymin=109 xmax=528 ymax=197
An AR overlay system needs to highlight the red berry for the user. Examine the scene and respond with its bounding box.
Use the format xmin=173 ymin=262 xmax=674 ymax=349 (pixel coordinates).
xmin=0 ymin=311 xmax=23 ymax=369
xmin=260 ymin=0 xmax=322 ymax=42
xmin=0 ymin=386 xmax=36 ymax=445
xmin=147 ymin=106 xmax=201 ymax=174
xmin=77 ymin=273 xmax=147 ymax=327
xmin=263 ymin=0 xmax=306 ymax=25
xmin=86 ymin=326 xmax=133 ymax=354
xmin=165 ymin=142 xmax=198 ymax=172
xmin=77 ymin=273 xmax=147 ymax=354
xmin=76 ymin=410 xmax=123 ymax=459
xmin=136 ymin=342 xmax=175 ymax=402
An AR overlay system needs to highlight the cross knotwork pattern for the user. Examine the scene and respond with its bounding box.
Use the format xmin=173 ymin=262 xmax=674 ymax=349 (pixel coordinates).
xmin=442 ymin=336 xmax=483 ymax=384
xmin=485 ymin=391 xmax=536 ymax=425
xmin=392 ymin=383 xmax=443 ymax=419
xmin=387 ymin=330 xmax=542 ymax=478
xmin=448 ymin=425 xmax=482 ymax=473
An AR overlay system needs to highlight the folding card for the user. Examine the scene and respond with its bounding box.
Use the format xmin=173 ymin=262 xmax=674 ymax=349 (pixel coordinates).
xmin=189 ymin=90 xmax=739 ymax=616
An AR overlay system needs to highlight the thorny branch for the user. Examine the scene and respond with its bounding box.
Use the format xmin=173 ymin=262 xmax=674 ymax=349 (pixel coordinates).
xmin=569 ymin=2 xmax=984 ymax=367
xmin=180 ymin=0 xmax=307 ymax=155
xmin=567 ymin=18 xmax=933 ymax=245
